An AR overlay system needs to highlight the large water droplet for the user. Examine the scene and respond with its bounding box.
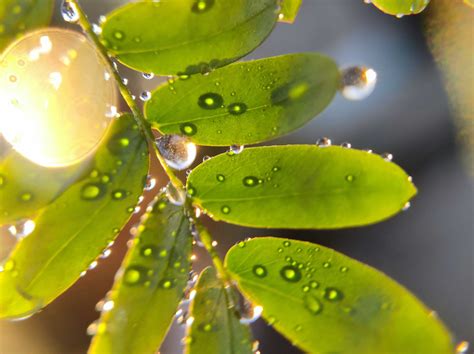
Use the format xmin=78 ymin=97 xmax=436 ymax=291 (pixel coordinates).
xmin=81 ymin=183 xmax=105 ymax=201
xmin=156 ymin=135 xmax=197 ymax=171
xmin=123 ymin=265 xmax=148 ymax=286
xmin=0 ymin=29 xmax=117 ymax=167
xmin=280 ymin=265 xmax=302 ymax=283
xmin=340 ymin=66 xmax=377 ymax=101
xmin=228 ymin=145 xmax=244 ymax=155
xmin=166 ymin=183 xmax=186 ymax=206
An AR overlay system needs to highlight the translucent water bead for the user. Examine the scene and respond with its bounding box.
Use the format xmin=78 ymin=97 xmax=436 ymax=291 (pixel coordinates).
xmin=156 ymin=135 xmax=197 ymax=171
xmin=340 ymin=66 xmax=377 ymax=101
xmin=0 ymin=28 xmax=117 ymax=167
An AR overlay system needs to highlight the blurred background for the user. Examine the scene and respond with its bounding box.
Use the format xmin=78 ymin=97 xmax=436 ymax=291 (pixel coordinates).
xmin=1 ymin=0 xmax=473 ymax=353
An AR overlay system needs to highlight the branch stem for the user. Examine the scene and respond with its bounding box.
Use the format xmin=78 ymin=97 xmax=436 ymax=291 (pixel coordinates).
xmin=68 ymin=0 xmax=183 ymax=191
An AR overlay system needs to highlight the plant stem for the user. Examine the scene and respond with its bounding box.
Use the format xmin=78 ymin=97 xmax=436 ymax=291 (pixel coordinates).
xmin=70 ymin=0 xmax=231 ymax=284
xmin=68 ymin=0 xmax=183 ymax=191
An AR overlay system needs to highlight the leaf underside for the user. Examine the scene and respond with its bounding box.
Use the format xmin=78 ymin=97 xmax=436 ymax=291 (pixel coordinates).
xmin=145 ymin=53 xmax=339 ymax=146
xmin=187 ymin=145 xmax=417 ymax=229
xmin=0 ymin=115 xmax=149 ymax=320
xmin=225 ymin=237 xmax=454 ymax=353
xmin=89 ymin=194 xmax=192 ymax=354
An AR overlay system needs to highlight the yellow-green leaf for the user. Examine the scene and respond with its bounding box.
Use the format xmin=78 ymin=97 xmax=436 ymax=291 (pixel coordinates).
xmin=0 ymin=115 xmax=149 ymax=320
xmin=187 ymin=146 xmax=416 ymax=229
xmin=186 ymin=267 xmax=253 ymax=354
xmin=225 ymin=237 xmax=454 ymax=353
xmin=100 ymin=0 xmax=279 ymax=75
xmin=370 ymin=0 xmax=430 ymax=16
xmin=145 ymin=53 xmax=339 ymax=146
xmin=279 ymin=0 xmax=303 ymax=23
xmin=89 ymin=194 xmax=192 ymax=354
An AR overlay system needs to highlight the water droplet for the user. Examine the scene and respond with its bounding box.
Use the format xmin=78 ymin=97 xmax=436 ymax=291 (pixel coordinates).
xmin=345 ymin=175 xmax=355 ymax=182
xmin=61 ymin=0 xmax=79 ymax=23
xmin=7 ymin=219 xmax=35 ymax=240
xmin=228 ymin=102 xmax=247 ymax=115
xmin=396 ymin=13 xmax=404 ymax=18
xmin=280 ymin=265 xmax=302 ymax=282
xmin=228 ymin=145 xmax=244 ymax=155
xmin=340 ymin=66 xmax=377 ymax=100
xmin=243 ymin=176 xmax=259 ymax=187
xmin=324 ymin=287 xmax=344 ymax=302
xmin=160 ymin=278 xmax=176 ymax=289
xmin=309 ymin=280 xmax=319 ymax=289
xmin=192 ymin=0 xmax=215 ymax=13
xmin=253 ymin=265 xmax=267 ymax=278
xmin=341 ymin=142 xmax=352 ymax=148
xmin=238 ymin=241 xmax=246 ymax=248
xmin=382 ymin=152 xmax=393 ymax=161
xmin=156 ymin=135 xmax=197 ymax=171
xmin=123 ymin=265 xmax=148 ymax=286
xmin=142 ymin=72 xmax=154 ymax=80
xmin=81 ymin=183 xmax=105 ymax=201
xmin=304 ymin=293 xmax=323 ymax=315
xmin=316 ymin=137 xmax=332 ymax=147
xmin=221 ymin=205 xmax=231 ymax=214
xmin=140 ymin=91 xmax=151 ymax=101
xmin=166 ymin=183 xmax=186 ymax=206
xmin=216 ymin=174 xmax=225 ymax=182
xmin=456 ymin=341 xmax=469 ymax=354
xmin=323 ymin=261 xmax=331 ymax=268
xmin=180 ymin=123 xmax=197 ymax=136
xmin=198 ymin=92 xmax=223 ymax=109
xmin=402 ymin=201 xmax=411 ymax=211
xmin=340 ymin=266 xmax=349 ymax=273
xmin=240 ymin=304 xmax=263 ymax=324
xmin=111 ymin=189 xmax=127 ymax=200
xmin=144 ymin=176 xmax=156 ymax=191
xmin=283 ymin=240 xmax=291 ymax=247
xmin=92 ymin=23 xmax=102 ymax=35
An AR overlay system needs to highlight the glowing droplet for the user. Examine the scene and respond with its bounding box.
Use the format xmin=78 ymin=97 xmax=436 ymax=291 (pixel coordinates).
xmin=253 ymin=265 xmax=267 ymax=278
xmin=156 ymin=135 xmax=197 ymax=171
xmin=0 ymin=29 xmax=117 ymax=167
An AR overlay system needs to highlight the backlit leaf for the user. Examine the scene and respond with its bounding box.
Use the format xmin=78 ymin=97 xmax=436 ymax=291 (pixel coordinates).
xmin=100 ymin=0 xmax=279 ymax=75
xmin=187 ymin=146 xmax=417 ymax=229
xmin=0 ymin=115 xmax=149 ymax=320
xmin=225 ymin=237 xmax=454 ymax=353
xmin=89 ymin=194 xmax=192 ymax=354
xmin=279 ymin=0 xmax=303 ymax=23
xmin=0 ymin=0 xmax=55 ymax=51
xmin=185 ymin=267 xmax=253 ymax=354
xmin=369 ymin=0 xmax=430 ymax=16
xmin=145 ymin=53 xmax=339 ymax=146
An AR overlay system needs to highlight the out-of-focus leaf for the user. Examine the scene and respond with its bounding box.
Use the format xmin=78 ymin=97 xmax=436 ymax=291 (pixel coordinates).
xmin=225 ymin=237 xmax=454 ymax=353
xmin=0 ymin=139 xmax=87 ymax=225
xmin=187 ymin=146 xmax=416 ymax=229
xmin=145 ymin=53 xmax=339 ymax=146
xmin=0 ymin=115 xmax=149 ymax=320
xmin=100 ymin=0 xmax=279 ymax=75
xmin=369 ymin=0 xmax=430 ymax=16
xmin=185 ymin=267 xmax=253 ymax=354
xmin=279 ymin=0 xmax=303 ymax=23
xmin=424 ymin=0 xmax=474 ymax=173
xmin=89 ymin=194 xmax=192 ymax=354
xmin=0 ymin=0 xmax=55 ymax=51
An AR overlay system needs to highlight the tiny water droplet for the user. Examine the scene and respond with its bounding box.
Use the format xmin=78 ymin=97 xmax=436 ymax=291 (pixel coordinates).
xmin=140 ymin=91 xmax=151 ymax=101
xmin=324 ymin=287 xmax=344 ymax=302
xmin=283 ymin=240 xmax=291 ymax=247
xmin=243 ymin=176 xmax=259 ymax=187
xmin=61 ymin=0 xmax=79 ymax=23
xmin=240 ymin=304 xmax=263 ymax=324
xmin=382 ymin=152 xmax=393 ymax=161
xmin=304 ymin=293 xmax=323 ymax=315
xmin=345 ymin=175 xmax=355 ymax=182
xmin=7 ymin=219 xmax=35 ymax=240
xmin=402 ymin=201 xmax=411 ymax=211
xmin=216 ymin=174 xmax=225 ymax=182
xmin=228 ymin=145 xmax=244 ymax=155
xmin=142 ymin=72 xmax=154 ymax=80
xmin=456 ymin=341 xmax=469 ymax=354
xmin=341 ymin=142 xmax=352 ymax=148
xmin=228 ymin=102 xmax=247 ymax=115
xmin=166 ymin=183 xmax=186 ymax=206
xmin=180 ymin=123 xmax=197 ymax=136
xmin=221 ymin=205 xmax=231 ymax=214
xmin=316 ymin=137 xmax=332 ymax=147
xmin=192 ymin=0 xmax=215 ymax=13
xmin=280 ymin=265 xmax=302 ymax=283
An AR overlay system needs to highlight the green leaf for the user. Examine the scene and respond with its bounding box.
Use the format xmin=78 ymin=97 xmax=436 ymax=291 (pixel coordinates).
xmin=0 ymin=145 xmax=86 ymax=225
xmin=145 ymin=53 xmax=339 ymax=146
xmin=279 ymin=0 xmax=303 ymax=23
xmin=225 ymin=237 xmax=454 ymax=353
xmin=0 ymin=0 xmax=55 ymax=51
xmin=187 ymin=145 xmax=417 ymax=229
xmin=0 ymin=115 xmax=149 ymax=320
xmin=185 ymin=267 xmax=253 ymax=354
xmin=100 ymin=0 xmax=279 ymax=75
xmin=369 ymin=0 xmax=430 ymax=16
xmin=89 ymin=194 xmax=192 ymax=354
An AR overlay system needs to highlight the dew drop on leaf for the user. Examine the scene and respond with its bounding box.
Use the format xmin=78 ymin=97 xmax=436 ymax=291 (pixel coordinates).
xmin=81 ymin=183 xmax=105 ymax=201
xmin=221 ymin=205 xmax=231 ymax=214
xmin=280 ymin=265 xmax=302 ymax=283
xmin=180 ymin=123 xmax=198 ymax=136
xmin=191 ymin=0 xmax=215 ymax=13
xmin=252 ymin=265 xmax=267 ymax=278
xmin=123 ymin=265 xmax=148 ymax=286
xmin=323 ymin=287 xmax=344 ymax=302
xmin=228 ymin=102 xmax=247 ymax=115
xmin=216 ymin=174 xmax=225 ymax=182
xmin=156 ymin=135 xmax=197 ymax=171
xmin=243 ymin=176 xmax=259 ymax=187
xmin=61 ymin=0 xmax=79 ymax=23
xmin=198 ymin=92 xmax=223 ymax=109
xmin=340 ymin=66 xmax=377 ymax=101
xmin=304 ymin=293 xmax=323 ymax=315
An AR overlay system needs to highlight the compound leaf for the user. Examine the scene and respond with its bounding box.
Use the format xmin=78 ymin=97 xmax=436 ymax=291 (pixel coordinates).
xmin=145 ymin=53 xmax=339 ymax=146
xmin=187 ymin=146 xmax=417 ymax=229
xmin=89 ymin=194 xmax=192 ymax=354
xmin=225 ymin=237 xmax=454 ymax=353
